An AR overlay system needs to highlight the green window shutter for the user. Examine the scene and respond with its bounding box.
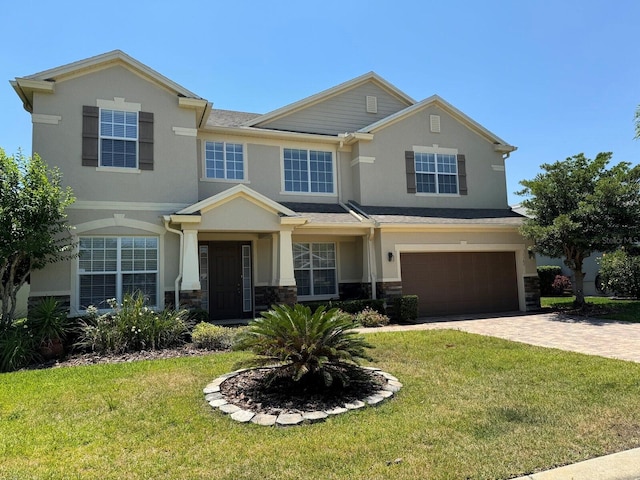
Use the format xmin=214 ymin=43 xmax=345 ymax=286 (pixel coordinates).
xmin=82 ymin=106 xmax=99 ymax=167
xmin=405 ymin=150 xmax=416 ymax=193
xmin=457 ymin=154 xmax=468 ymax=195
xmin=138 ymin=111 xmax=154 ymax=171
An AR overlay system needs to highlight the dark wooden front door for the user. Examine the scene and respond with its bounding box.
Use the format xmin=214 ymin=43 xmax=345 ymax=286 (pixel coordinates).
xmin=208 ymin=242 xmax=250 ymax=321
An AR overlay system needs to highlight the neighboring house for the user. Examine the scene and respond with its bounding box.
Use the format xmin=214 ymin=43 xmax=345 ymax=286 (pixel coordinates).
xmin=511 ymin=204 xmax=603 ymax=296
xmin=10 ymin=50 xmax=539 ymax=320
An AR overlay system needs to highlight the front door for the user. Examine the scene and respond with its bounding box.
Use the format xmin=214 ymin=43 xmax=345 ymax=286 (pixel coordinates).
xmin=207 ymin=241 xmax=252 ymax=321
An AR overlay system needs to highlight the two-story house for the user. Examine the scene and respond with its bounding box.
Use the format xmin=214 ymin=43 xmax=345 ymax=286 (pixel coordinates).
xmin=11 ymin=50 xmax=540 ymax=321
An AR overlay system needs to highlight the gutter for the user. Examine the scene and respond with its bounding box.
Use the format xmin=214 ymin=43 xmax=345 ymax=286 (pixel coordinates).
xmin=163 ymin=215 xmax=183 ymax=310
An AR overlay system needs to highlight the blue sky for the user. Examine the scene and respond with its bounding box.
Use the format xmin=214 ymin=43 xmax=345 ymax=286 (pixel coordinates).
xmin=2 ymin=0 xmax=639 ymax=205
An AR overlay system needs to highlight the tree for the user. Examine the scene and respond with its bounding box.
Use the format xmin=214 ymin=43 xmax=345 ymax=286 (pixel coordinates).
xmin=518 ymin=152 xmax=640 ymax=308
xmin=0 ymin=149 xmax=75 ymax=326
xmin=635 ymin=105 xmax=640 ymax=139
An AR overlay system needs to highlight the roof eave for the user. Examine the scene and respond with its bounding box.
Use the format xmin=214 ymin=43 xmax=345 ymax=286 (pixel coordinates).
xmin=359 ymin=94 xmax=516 ymax=150
xmin=17 ymin=50 xmax=204 ymax=101
xmin=201 ymin=125 xmax=347 ymax=144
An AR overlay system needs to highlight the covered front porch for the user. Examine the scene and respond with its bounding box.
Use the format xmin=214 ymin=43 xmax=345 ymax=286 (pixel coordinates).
xmin=163 ymin=185 xmax=375 ymax=321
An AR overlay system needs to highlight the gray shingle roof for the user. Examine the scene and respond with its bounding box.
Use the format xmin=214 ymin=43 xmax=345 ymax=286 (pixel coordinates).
xmin=349 ymin=202 xmax=525 ymax=225
xmin=206 ymin=109 xmax=261 ymax=127
xmin=280 ymin=202 xmax=362 ymax=224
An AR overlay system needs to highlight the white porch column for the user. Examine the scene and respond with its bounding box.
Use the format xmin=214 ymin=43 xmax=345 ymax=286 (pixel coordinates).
xmin=278 ymin=227 xmax=296 ymax=286
xmin=181 ymin=228 xmax=201 ymax=291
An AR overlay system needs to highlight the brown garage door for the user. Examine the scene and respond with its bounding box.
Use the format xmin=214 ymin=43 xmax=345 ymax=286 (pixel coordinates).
xmin=400 ymin=252 xmax=519 ymax=316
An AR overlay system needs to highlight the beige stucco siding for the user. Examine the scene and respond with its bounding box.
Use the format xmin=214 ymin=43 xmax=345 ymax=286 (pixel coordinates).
xmin=376 ymin=229 xmax=536 ymax=281
xmin=256 ymin=83 xmax=409 ymax=135
xmin=255 ymin=236 xmax=273 ymax=285
xmin=32 ymin=66 xmax=199 ymax=205
xmin=197 ymin=138 xmax=352 ymax=204
xmin=355 ymin=105 xmax=509 ymax=209
xmin=198 ymin=197 xmax=281 ymax=232
xmin=291 ymin=234 xmax=362 ymax=284
xmin=30 ymin=207 xmax=181 ymax=314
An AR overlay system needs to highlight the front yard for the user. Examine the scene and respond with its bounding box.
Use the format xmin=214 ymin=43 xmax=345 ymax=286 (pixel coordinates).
xmin=2 ymin=329 xmax=640 ymax=479
xmin=541 ymin=296 xmax=640 ymax=322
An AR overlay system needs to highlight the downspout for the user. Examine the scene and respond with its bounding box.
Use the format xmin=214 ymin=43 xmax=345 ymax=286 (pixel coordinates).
xmin=163 ymin=216 xmax=183 ymax=310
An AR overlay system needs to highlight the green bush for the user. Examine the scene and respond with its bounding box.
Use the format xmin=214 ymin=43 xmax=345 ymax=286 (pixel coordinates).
xmin=301 ymin=298 xmax=385 ymax=315
xmin=354 ymin=307 xmax=390 ymax=327
xmin=234 ymin=304 xmax=373 ymax=387
xmin=76 ymin=291 xmax=192 ymax=354
xmin=393 ymin=295 xmax=418 ymax=322
xmin=0 ymin=319 xmax=38 ymax=372
xmin=28 ymin=297 xmax=70 ymax=343
xmin=538 ymin=265 xmax=563 ymax=296
xmin=598 ymin=249 xmax=640 ymax=298
xmin=191 ymin=322 xmax=241 ymax=350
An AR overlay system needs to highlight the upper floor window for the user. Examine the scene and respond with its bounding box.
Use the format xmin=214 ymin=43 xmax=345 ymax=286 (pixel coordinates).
xmin=415 ymin=152 xmax=458 ymax=194
xmin=205 ymin=141 xmax=244 ymax=180
xmin=82 ymin=103 xmax=153 ymax=171
xmin=100 ymin=109 xmax=138 ymax=168
xmin=283 ymin=148 xmax=333 ymax=193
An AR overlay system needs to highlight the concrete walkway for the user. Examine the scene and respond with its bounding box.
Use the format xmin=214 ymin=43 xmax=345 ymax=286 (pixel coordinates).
xmin=360 ymin=311 xmax=640 ymax=479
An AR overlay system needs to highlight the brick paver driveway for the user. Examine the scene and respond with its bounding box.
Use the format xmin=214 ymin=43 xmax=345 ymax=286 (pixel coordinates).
xmin=362 ymin=312 xmax=640 ymax=363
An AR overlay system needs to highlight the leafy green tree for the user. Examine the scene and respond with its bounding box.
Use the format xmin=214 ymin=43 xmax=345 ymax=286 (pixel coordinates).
xmin=518 ymin=152 xmax=640 ymax=307
xmin=0 ymin=149 xmax=75 ymax=326
xmin=635 ymin=105 xmax=640 ymax=139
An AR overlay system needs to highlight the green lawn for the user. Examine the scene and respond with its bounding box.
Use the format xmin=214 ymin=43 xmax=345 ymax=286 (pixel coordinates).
xmin=2 ymin=330 xmax=640 ymax=479
xmin=541 ymin=296 xmax=640 ymax=322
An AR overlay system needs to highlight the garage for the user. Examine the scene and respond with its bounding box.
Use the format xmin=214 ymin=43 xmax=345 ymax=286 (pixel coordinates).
xmin=400 ymin=251 xmax=519 ymax=317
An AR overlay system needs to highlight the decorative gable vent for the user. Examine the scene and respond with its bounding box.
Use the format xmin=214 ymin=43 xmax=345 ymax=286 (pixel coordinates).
xmin=366 ymin=95 xmax=378 ymax=114
xmin=430 ymin=114 xmax=441 ymax=133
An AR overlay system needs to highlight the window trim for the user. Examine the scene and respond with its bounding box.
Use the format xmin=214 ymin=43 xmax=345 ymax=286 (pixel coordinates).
xmin=293 ymin=242 xmax=338 ymax=299
xmin=413 ymin=145 xmax=460 ymax=197
xmin=76 ymin=235 xmax=160 ymax=312
xmin=280 ymin=146 xmax=338 ymax=196
xmin=202 ymin=140 xmax=248 ymax=182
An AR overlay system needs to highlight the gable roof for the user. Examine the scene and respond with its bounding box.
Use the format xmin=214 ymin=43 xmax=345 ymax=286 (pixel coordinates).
xmin=359 ymin=95 xmax=516 ymax=151
xmin=177 ymin=184 xmax=298 ymax=217
xmin=243 ymin=71 xmax=415 ymax=128
xmin=11 ymin=50 xmax=204 ymax=113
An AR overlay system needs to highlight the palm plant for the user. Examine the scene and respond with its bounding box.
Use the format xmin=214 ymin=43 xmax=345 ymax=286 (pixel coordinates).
xmin=234 ymin=304 xmax=373 ymax=387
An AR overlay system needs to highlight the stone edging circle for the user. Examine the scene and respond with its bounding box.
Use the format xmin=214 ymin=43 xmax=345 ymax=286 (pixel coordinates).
xmin=203 ymin=366 xmax=403 ymax=426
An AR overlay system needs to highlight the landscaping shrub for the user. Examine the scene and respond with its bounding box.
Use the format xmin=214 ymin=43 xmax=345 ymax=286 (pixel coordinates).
xmin=0 ymin=319 xmax=38 ymax=372
xmin=537 ymin=265 xmax=563 ymax=296
xmin=28 ymin=297 xmax=71 ymax=342
xmin=354 ymin=307 xmax=390 ymax=327
xmin=551 ymin=275 xmax=572 ymax=295
xmin=302 ymin=298 xmax=385 ymax=315
xmin=234 ymin=304 xmax=373 ymax=387
xmin=76 ymin=291 xmax=192 ymax=354
xmin=191 ymin=322 xmax=241 ymax=350
xmin=598 ymin=249 xmax=640 ymax=298
xmin=393 ymin=295 xmax=418 ymax=322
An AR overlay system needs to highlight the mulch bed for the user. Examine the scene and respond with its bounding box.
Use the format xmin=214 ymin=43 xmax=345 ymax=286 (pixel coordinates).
xmin=220 ymin=366 xmax=386 ymax=416
xmin=27 ymin=344 xmax=216 ymax=370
